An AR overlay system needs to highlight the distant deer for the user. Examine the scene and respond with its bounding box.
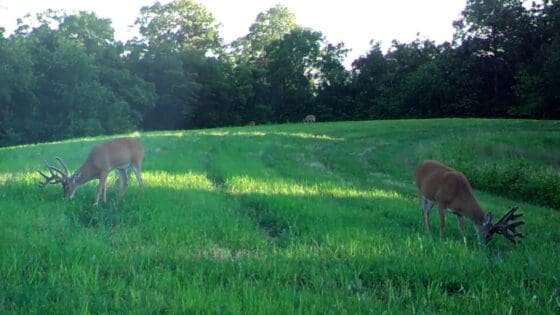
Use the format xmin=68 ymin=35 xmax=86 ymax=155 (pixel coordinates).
xmin=303 ymin=114 xmax=316 ymax=123
xmin=247 ymin=121 xmax=256 ymax=126
xmin=39 ymin=137 xmax=144 ymax=205
xmin=414 ymin=160 xmax=524 ymax=244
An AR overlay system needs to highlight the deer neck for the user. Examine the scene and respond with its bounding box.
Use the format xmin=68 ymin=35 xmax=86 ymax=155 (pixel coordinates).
xmin=464 ymin=197 xmax=486 ymax=226
xmin=72 ymin=163 xmax=98 ymax=185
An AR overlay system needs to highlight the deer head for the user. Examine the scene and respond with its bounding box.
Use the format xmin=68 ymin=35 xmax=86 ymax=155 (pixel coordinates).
xmin=38 ymin=157 xmax=79 ymax=198
xmin=479 ymin=206 xmax=525 ymax=244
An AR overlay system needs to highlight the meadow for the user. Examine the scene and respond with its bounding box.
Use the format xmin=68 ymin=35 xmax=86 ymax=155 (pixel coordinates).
xmin=1 ymin=118 xmax=559 ymax=314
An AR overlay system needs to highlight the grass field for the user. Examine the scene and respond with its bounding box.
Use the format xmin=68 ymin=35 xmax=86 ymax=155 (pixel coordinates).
xmin=1 ymin=118 xmax=559 ymax=314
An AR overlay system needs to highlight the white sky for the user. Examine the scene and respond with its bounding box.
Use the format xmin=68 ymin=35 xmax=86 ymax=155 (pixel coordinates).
xmin=0 ymin=0 xmax=467 ymax=66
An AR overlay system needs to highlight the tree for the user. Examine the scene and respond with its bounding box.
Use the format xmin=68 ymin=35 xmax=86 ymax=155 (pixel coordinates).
xmin=511 ymin=1 xmax=560 ymax=118
xmin=0 ymin=28 xmax=38 ymax=145
xmin=58 ymin=12 xmax=156 ymax=126
xmin=351 ymin=39 xmax=444 ymax=118
xmin=58 ymin=11 xmax=115 ymax=54
xmin=261 ymin=28 xmax=326 ymax=122
xmin=453 ymin=0 xmax=535 ymax=115
xmin=314 ymin=42 xmax=350 ymax=120
xmin=135 ymin=0 xmax=223 ymax=55
xmin=351 ymin=42 xmax=389 ymax=118
xmin=231 ymin=4 xmax=297 ymax=62
xmin=126 ymin=45 xmax=201 ymax=130
xmin=129 ymin=0 xmax=226 ymax=130
xmin=540 ymin=35 xmax=560 ymax=118
xmin=2 ymin=11 xmax=153 ymax=144
xmin=191 ymin=57 xmax=243 ymax=127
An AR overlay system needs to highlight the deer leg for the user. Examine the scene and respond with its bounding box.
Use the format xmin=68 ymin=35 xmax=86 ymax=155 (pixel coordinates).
xmin=437 ymin=204 xmax=446 ymax=237
xmin=94 ymin=175 xmax=105 ymax=206
xmin=421 ymin=196 xmax=435 ymax=234
xmin=95 ymin=173 xmax=108 ymax=205
xmin=103 ymin=178 xmax=107 ymax=203
xmin=456 ymin=214 xmax=465 ymax=239
xmin=95 ymin=181 xmax=102 ymax=206
xmin=103 ymin=180 xmax=107 ymax=203
xmin=132 ymin=165 xmax=143 ymax=191
xmin=118 ymin=169 xmax=129 ymax=198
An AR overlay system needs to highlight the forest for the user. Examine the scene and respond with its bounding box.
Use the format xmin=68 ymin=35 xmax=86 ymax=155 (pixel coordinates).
xmin=1 ymin=0 xmax=559 ymax=147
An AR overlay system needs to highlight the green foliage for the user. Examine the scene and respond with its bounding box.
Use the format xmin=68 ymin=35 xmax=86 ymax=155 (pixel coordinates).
xmin=539 ymin=35 xmax=560 ymax=117
xmin=231 ymin=4 xmax=297 ymax=62
xmin=1 ymin=119 xmax=559 ymax=313
xmin=0 ymin=11 xmax=155 ymax=146
xmin=126 ymin=46 xmax=200 ymax=130
xmin=0 ymin=31 xmax=38 ymax=145
xmin=418 ymin=125 xmax=560 ymax=210
xmin=135 ymin=0 xmax=223 ymax=55
xmin=262 ymin=28 xmax=324 ymax=122
xmin=347 ymin=0 xmax=560 ymax=120
xmin=191 ymin=57 xmax=243 ymax=127
xmin=2 ymin=0 xmax=560 ymax=148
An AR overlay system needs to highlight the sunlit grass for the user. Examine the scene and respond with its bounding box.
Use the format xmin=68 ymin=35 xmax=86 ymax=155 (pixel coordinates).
xmin=143 ymin=130 xmax=187 ymax=138
xmin=225 ymin=175 xmax=401 ymax=200
xmin=0 ymin=172 xmax=41 ymax=186
xmin=193 ymin=129 xmax=345 ymax=141
xmin=269 ymin=131 xmax=345 ymax=141
xmin=1 ymin=119 xmax=559 ymax=314
xmin=143 ymin=171 xmax=215 ymax=191
xmin=194 ymin=130 xmax=267 ymax=137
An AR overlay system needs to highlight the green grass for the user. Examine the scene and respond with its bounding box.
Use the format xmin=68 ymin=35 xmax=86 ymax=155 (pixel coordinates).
xmin=1 ymin=119 xmax=560 ymax=314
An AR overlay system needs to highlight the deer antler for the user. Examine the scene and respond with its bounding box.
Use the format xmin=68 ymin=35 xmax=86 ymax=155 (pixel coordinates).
xmin=491 ymin=206 xmax=525 ymax=243
xmin=38 ymin=166 xmax=63 ymax=188
xmin=55 ymin=157 xmax=69 ymax=177
xmin=38 ymin=158 xmax=69 ymax=188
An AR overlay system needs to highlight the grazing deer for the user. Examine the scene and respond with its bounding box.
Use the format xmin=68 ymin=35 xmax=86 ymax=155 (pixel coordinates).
xmin=303 ymin=114 xmax=316 ymax=123
xmin=38 ymin=137 xmax=144 ymax=205
xmin=414 ymin=160 xmax=524 ymax=244
xmin=247 ymin=121 xmax=256 ymax=126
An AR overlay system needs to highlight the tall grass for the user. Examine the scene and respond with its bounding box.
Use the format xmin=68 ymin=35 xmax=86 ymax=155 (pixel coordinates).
xmin=1 ymin=119 xmax=559 ymax=314
xmin=418 ymin=121 xmax=560 ymax=209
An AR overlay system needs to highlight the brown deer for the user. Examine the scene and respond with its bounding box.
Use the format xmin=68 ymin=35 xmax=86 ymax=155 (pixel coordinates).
xmin=38 ymin=137 xmax=144 ymax=205
xmin=303 ymin=114 xmax=316 ymax=123
xmin=414 ymin=160 xmax=524 ymax=244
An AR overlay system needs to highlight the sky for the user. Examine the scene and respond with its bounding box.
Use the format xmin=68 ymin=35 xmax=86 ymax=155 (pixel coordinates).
xmin=0 ymin=0 xmax=467 ymax=66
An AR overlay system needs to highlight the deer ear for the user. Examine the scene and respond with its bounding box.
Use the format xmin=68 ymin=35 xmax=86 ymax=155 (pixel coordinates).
xmin=73 ymin=172 xmax=81 ymax=183
xmin=484 ymin=213 xmax=493 ymax=225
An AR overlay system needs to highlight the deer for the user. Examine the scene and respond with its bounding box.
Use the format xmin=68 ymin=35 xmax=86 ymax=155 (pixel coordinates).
xmin=38 ymin=137 xmax=144 ymax=205
xmin=414 ymin=160 xmax=525 ymax=244
xmin=303 ymin=114 xmax=316 ymax=123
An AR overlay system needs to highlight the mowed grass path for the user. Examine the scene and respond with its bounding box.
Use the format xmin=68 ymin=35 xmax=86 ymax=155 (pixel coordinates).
xmin=1 ymin=119 xmax=559 ymax=313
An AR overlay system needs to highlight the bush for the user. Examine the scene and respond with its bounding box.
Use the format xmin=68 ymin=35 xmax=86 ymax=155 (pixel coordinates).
xmin=420 ymin=140 xmax=560 ymax=210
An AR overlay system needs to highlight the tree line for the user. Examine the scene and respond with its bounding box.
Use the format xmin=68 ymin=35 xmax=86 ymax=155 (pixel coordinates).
xmin=1 ymin=0 xmax=559 ymax=146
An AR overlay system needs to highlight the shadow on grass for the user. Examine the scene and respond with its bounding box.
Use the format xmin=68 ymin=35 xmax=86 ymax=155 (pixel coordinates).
xmin=64 ymin=201 xmax=120 ymax=229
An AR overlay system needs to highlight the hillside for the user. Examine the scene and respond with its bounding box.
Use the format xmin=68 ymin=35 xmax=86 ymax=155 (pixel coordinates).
xmin=1 ymin=119 xmax=559 ymax=313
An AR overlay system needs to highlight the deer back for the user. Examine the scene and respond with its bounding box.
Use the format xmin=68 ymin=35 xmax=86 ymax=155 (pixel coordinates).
xmin=77 ymin=137 xmax=143 ymax=181
xmin=415 ymin=160 xmax=484 ymax=223
xmin=304 ymin=115 xmax=316 ymax=122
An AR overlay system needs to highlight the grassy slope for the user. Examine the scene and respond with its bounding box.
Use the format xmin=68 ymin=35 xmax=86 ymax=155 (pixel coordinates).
xmin=1 ymin=119 xmax=559 ymax=314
